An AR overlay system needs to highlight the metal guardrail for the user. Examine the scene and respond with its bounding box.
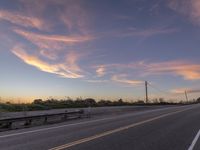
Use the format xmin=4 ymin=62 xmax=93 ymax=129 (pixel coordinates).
xmin=0 ymin=109 xmax=84 ymax=130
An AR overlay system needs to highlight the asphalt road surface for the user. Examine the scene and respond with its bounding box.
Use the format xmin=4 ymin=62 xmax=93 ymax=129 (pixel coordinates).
xmin=0 ymin=104 xmax=200 ymax=150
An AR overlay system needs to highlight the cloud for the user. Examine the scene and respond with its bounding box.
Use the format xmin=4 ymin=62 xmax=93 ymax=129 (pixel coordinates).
xmin=8 ymin=0 xmax=94 ymax=79
xmin=14 ymin=29 xmax=94 ymax=60
xmin=171 ymin=88 xmax=187 ymax=94
xmin=125 ymin=60 xmax=200 ymax=80
xmin=86 ymin=80 xmax=108 ymax=83
xmin=14 ymin=29 xmax=93 ymax=48
xmin=104 ymin=60 xmax=200 ymax=80
xmin=96 ymin=66 xmax=106 ymax=77
xmin=107 ymin=27 xmax=178 ymax=39
xmin=17 ymin=0 xmax=91 ymax=34
xmin=60 ymin=1 xmax=90 ymax=34
xmin=120 ymin=27 xmax=178 ymax=38
xmin=171 ymin=88 xmax=200 ymax=94
xmin=139 ymin=61 xmax=200 ymax=80
xmin=64 ymin=51 xmax=83 ymax=73
xmin=168 ymin=0 xmax=200 ymax=26
xmin=0 ymin=10 xmax=45 ymax=30
xmin=111 ymin=74 xmax=143 ymax=86
xmin=39 ymin=49 xmax=58 ymax=60
xmin=187 ymin=89 xmax=200 ymax=93
xmin=11 ymin=45 xmax=83 ymax=78
xmin=96 ymin=60 xmax=200 ymax=81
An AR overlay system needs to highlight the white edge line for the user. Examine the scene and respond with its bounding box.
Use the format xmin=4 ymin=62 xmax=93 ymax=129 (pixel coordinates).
xmin=188 ymin=129 xmax=200 ymax=150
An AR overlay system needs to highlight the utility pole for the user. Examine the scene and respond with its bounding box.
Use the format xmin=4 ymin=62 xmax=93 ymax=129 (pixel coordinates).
xmin=0 ymin=97 xmax=1 ymax=118
xmin=145 ymin=81 xmax=148 ymax=103
xmin=185 ymin=90 xmax=188 ymax=102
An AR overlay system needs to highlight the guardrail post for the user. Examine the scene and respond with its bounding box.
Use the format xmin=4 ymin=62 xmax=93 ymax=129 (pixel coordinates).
xmin=24 ymin=119 xmax=32 ymax=126
xmin=44 ymin=116 xmax=48 ymax=124
xmin=87 ymin=107 xmax=91 ymax=118
xmin=64 ymin=110 xmax=68 ymax=120
xmin=79 ymin=109 xmax=84 ymax=118
xmin=6 ymin=122 xmax=12 ymax=129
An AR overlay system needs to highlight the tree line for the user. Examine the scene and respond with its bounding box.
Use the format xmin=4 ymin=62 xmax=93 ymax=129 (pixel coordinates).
xmin=0 ymin=97 xmax=200 ymax=112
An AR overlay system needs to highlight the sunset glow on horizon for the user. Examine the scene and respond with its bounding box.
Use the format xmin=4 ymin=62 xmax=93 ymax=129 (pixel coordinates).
xmin=1 ymin=0 xmax=200 ymax=102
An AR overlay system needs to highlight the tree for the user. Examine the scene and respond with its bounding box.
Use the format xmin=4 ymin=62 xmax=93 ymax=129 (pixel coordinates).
xmin=33 ymin=99 xmax=43 ymax=104
xmin=84 ymin=98 xmax=96 ymax=107
xmin=196 ymin=97 xmax=200 ymax=103
xmin=135 ymin=100 xmax=145 ymax=105
xmin=159 ymin=98 xmax=164 ymax=103
xmin=98 ymin=100 xmax=112 ymax=106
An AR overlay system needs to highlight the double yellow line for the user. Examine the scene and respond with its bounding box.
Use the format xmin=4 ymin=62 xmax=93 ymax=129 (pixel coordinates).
xmin=49 ymin=106 xmax=194 ymax=150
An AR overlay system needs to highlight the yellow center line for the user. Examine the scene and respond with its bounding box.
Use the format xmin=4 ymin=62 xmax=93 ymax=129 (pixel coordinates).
xmin=49 ymin=107 xmax=195 ymax=150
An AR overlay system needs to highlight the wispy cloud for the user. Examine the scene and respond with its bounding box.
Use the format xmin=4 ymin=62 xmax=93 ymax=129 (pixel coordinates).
xmin=64 ymin=51 xmax=83 ymax=73
xmin=11 ymin=45 xmax=83 ymax=78
xmin=14 ymin=29 xmax=94 ymax=60
xmin=18 ymin=0 xmax=91 ymax=34
xmin=119 ymin=27 xmax=177 ymax=38
xmin=96 ymin=60 xmax=200 ymax=81
xmin=39 ymin=49 xmax=58 ymax=60
xmin=86 ymin=80 xmax=108 ymax=83
xmin=7 ymin=0 xmax=94 ymax=79
xmin=107 ymin=27 xmax=178 ymax=39
xmin=14 ymin=29 xmax=93 ymax=47
xmin=169 ymin=0 xmax=200 ymax=26
xmin=139 ymin=60 xmax=200 ymax=80
xmin=171 ymin=88 xmax=187 ymax=94
xmin=96 ymin=66 xmax=106 ymax=77
xmin=111 ymin=74 xmax=143 ymax=86
xmin=171 ymin=88 xmax=200 ymax=94
xmin=187 ymin=89 xmax=200 ymax=94
xmin=0 ymin=10 xmax=45 ymax=30
xmin=60 ymin=1 xmax=90 ymax=34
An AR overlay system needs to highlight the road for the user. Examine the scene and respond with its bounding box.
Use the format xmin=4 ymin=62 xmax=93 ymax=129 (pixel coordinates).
xmin=0 ymin=104 xmax=200 ymax=150
xmin=0 ymin=105 xmax=166 ymax=119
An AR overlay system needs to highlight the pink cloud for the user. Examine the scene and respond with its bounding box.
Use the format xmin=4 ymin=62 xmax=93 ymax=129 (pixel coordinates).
xmin=111 ymin=74 xmax=144 ymax=86
xmin=169 ymin=0 xmax=200 ymax=26
xmin=64 ymin=51 xmax=83 ymax=73
xmin=14 ymin=29 xmax=93 ymax=46
xmin=11 ymin=45 xmax=84 ymax=78
xmin=96 ymin=66 xmax=106 ymax=77
xmin=60 ymin=3 xmax=89 ymax=34
xmin=86 ymin=80 xmax=108 ymax=83
xmin=171 ymin=88 xmax=200 ymax=94
xmin=140 ymin=61 xmax=200 ymax=80
xmin=18 ymin=0 xmax=91 ymax=34
xmin=0 ymin=10 xmax=45 ymax=30
xmin=96 ymin=60 xmax=200 ymax=81
xmin=39 ymin=49 xmax=58 ymax=60
xmin=14 ymin=29 xmax=94 ymax=61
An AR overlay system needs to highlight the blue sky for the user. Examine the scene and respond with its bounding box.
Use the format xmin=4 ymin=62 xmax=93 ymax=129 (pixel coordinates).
xmin=1 ymin=0 xmax=200 ymax=102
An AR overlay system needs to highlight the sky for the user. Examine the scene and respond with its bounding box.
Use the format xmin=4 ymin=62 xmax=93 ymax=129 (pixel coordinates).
xmin=1 ymin=0 xmax=200 ymax=103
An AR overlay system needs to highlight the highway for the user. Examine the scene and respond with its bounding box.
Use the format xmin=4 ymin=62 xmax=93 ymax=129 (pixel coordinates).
xmin=0 ymin=104 xmax=200 ymax=150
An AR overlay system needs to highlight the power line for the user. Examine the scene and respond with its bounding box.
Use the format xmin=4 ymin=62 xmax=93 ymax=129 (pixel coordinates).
xmin=147 ymin=82 xmax=170 ymax=95
xmin=146 ymin=81 xmax=183 ymax=101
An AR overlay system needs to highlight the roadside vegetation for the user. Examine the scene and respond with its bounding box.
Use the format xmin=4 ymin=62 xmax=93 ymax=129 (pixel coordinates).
xmin=0 ymin=97 xmax=200 ymax=112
